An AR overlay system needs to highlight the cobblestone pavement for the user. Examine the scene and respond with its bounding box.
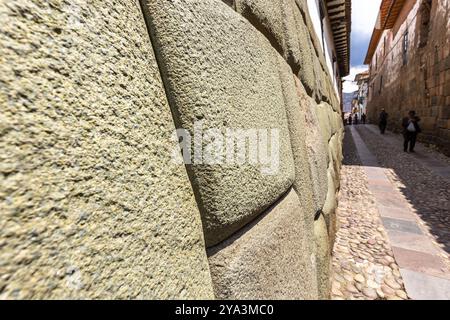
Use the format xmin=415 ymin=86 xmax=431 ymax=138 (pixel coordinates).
xmin=356 ymin=126 xmax=450 ymax=255
xmin=331 ymin=127 xmax=408 ymax=300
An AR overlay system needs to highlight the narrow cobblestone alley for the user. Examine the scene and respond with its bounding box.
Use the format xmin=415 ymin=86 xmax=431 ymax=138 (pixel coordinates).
xmin=332 ymin=125 xmax=450 ymax=300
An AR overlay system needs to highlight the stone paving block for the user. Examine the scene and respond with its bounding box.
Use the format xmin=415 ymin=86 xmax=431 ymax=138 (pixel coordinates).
xmin=372 ymin=192 xmax=409 ymax=209
xmin=142 ymin=0 xmax=295 ymax=247
xmin=0 ymin=0 xmax=213 ymax=299
xmin=208 ymin=189 xmax=319 ymax=299
xmin=361 ymin=158 xmax=381 ymax=167
xmin=376 ymin=205 xmax=417 ymax=221
xmin=382 ymin=217 xmax=423 ymax=235
xmin=371 ymin=190 xmax=409 ymax=209
xmin=393 ymin=247 xmax=450 ymax=279
xmin=400 ymin=269 xmax=450 ymax=300
xmin=387 ymin=230 xmax=440 ymax=255
xmin=364 ymin=167 xmax=388 ymax=181
xmin=367 ymin=182 xmax=394 ymax=193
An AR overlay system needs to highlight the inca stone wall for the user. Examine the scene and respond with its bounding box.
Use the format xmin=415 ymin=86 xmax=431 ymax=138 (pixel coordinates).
xmin=0 ymin=0 xmax=213 ymax=299
xmin=0 ymin=0 xmax=343 ymax=299
xmin=367 ymin=0 xmax=450 ymax=156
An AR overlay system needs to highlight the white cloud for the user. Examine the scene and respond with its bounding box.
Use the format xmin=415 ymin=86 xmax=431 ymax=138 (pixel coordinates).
xmin=344 ymin=0 xmax=382 ymax=92
xmin=352 ymin=0 xmax=382 ymax=39
xmin=343 ymin=81 xmax=358 ymax=93
xmin=343 ymin=65 xmax=368 ymax=93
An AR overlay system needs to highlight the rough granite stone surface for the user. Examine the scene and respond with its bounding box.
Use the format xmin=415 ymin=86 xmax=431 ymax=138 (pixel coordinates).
xmin=300 ymin=93 xmax=329 ymax=212
xmin=288 ymin=0 xmax=317 ymax=97
xmin=314 ymin=213 xmax=331 ymax=299
xmin=142 ymin=0 xmax=295 ymax=247
xmin=316 ymin=103 xmax=334 ymax=147
xmin=323 ymin=167 xmax=337 ymax=231
xmin=232 ymin=0 xmax=319 ymax=98
xmin=277 ymin=56 xmax=315 ymax=221
xmin=234 ymin=0 xmax=286 ymax=55
xmin=1 ymin=0 xmax=344 ymax=300
xmin=0 ymin=0 xmax=214 ymax=299
xmin=208 ymin=189 xmax=318 ymax=299
xmin=329 ymin=133 xmax=342 ymax=186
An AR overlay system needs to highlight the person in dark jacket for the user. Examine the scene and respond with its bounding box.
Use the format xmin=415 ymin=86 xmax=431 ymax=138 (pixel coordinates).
xmin=379 ymin=109 xmax=388 ymax=134
xmin=361 ymin=113 xmax=367 ymax=124
xmin=402 ymin=110 xmax=422 ymax=153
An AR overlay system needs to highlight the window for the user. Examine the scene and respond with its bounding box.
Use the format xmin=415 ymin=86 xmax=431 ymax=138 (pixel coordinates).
xmin=402 ymin=31 xmax=409 ymax=65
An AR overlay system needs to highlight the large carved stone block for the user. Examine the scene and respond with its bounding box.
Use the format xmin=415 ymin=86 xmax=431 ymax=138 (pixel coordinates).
xmin=277 ymin=56 xmax=315 ymax=222
xmin=232 ymin=0 xmax=319 ymax=98
xmin=142 ymin=0 xmax=295 ymax=247
xmin=234 ymin=0 xmax=286 ymax=55
xmin=0 ymin=0 xmax=213 ymax=299
xmin=323 ymin=166 xmax=338 ymax=231
xmin=208 ymin=189 xmax=318 ymax=299
xmin=314 ymin=213 xmax=331 ymax=299
xmin=300 ymin=93 xmax=329 ymax=212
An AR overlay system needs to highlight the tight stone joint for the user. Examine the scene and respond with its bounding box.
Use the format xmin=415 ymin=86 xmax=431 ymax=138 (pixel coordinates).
xmin=314 ymin=209 xmax=323 ymax=221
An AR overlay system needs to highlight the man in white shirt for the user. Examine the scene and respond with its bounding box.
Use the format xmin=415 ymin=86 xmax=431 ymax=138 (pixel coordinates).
xmin=401 ymin=110 xmax=422 ymax=153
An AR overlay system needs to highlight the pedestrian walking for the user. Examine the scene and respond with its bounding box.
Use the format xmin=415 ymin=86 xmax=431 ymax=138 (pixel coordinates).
xmin=354 ymin=114 xmax=359 ymax=125
xmin=379 ymin=108 xmax=388 ymax=134
xmin=402 ymin=110 xmax=421 ymax=153
xmin=348 ymin=114 xmax=353 ymax=125
xmin=361 ymin=113 xmax=367 ymax=124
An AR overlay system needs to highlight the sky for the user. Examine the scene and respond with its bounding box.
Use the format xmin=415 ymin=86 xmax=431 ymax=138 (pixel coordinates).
xmin=343 ymin=0 xmax=382 ymax=93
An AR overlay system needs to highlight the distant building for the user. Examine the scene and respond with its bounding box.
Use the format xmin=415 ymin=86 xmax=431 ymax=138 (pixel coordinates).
xmin=355 ymin=71 xmax=369 ymax=119
xmin=343 ymin=91 xmax=357 ymax=113
xmin=365 ymin=0 xmax=450 ymax=155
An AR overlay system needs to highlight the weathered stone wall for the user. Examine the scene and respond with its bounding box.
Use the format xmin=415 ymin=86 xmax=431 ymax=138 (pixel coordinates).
xmin=1 ymin=0 xmax=343 ymax=299
xmin=367 ymin=0 xmax=450 ymax=156
xmin=0 ymin=0 xmax=214 ymax=299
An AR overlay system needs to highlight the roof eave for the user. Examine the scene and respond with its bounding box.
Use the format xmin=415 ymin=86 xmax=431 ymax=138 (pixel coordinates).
xmin=364 ymin=0 xmax=407 ymax=64
xmin=325 ymin=0 xmax=352 ymax=76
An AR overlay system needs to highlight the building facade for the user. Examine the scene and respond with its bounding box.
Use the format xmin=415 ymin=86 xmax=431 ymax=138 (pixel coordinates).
xmin=365 ymin=0 xmax=450 ymax=155
xmin=355 ymin=71 xmax=370 ymax=119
